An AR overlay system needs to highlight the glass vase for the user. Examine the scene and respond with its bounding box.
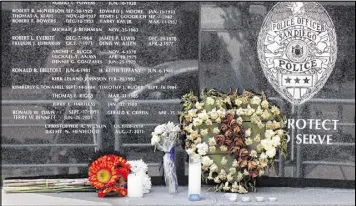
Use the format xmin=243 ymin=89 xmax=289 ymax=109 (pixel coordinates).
xmin=163 ymin=148 xmax=178 ymax=194
xmin=188 ymin=155 xmax=201 ymax=201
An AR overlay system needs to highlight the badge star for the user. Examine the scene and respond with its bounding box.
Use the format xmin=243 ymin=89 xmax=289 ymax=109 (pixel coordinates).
xmin=295 ymin=77 xmax=300 ymax=83
xmin=304 ymin=77 xmax=310 ymax=84
xmin=285 ymin=77 xmax=292 ymax=83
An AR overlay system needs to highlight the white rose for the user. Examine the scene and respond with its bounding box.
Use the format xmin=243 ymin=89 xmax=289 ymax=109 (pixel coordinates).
xmin=220 ymin=145 xmax=228 ymax=152
xmin=235 ymin=98 xmax=243 ymax=106
xmin=236 ymin=172 xmax=244 ymax=182
xmin=229 ymin=167 xmax=236 ymax=174
xmin=236 ymin=108 xmax=245 ymax=116
xmin=245 ymin=138 xmax=253 ymax=146
xmin=232 ymin=182 xmax=239 ymax=192
xmin=245 ymin=104 xmax=256 ymax=116
xmin=251 ymin=96 xmax=262 ymax=105
xmin=217 ymin=108 xmax=226 ymax=117
xmin=261 ymin=109 xmax=271 ymax=119
xmin=257 ymin=121 xmax=265 ymax=129
xmin=195 ymin=102 xmax=204 ymax=110
xmin=212 ymin=127 xmax=220 ymax=134
xmin=184 ymin=124 xmax=193 ymax=133
xmin=250 ymin=150 xmax=257 ymax=157
xmin=261 ymin=139 xmax=274 ymax=151
xmin=206 ymin=97 xmax=215 ymax=105
xmin=208 ymin=138 xmax=216 ymax=146
xmin=257 ymin=144 xmax=264 ymax=152
xmin=188 ymin=109 xmax=197 ymax=117
xmin=238 ymin=185 xmax=248 ymax=194
xmin=245 ymin=128 xmax=252 ymax=137
xmin=194 ymin=138 xmax=202 ymax=144
xmin=272 ymin=135 xmax=281 ymax=146
xmin=214 ymin=177 xmax=221 ymax=183
xmin=261 ymin=100 xmax=269 ymax=109
xmin=215 ymin=117 xmax=222 ymax=123
xmin=223 ymin=182 xmax=230 ymax=191
xmin=193 ymin=117 xmax=203 ymax=127
xmin=205 ymin=119 xmax=213 ymax=125
xmin=209 ymin=163 xmax=218 ymax=172
xmin=271 ymin=106 xmax=280 ymax=116
xmin=254 ymin=134 xmax=261 ymax=142
xmin=266 ymin=148 xmax=276 ymax=158
xmin=255 ymin=106 xmax=263 ymax=115
xmin=209 ymin=146 xmax=216 ymax=152
xmin=196 ymin=142 xmax=209 ymax=156
xmin=197 ymin=110 xmax=209 ymax=121
xmin=218 ymin=169 xmax=227 ymax=180
xmin=236 ymin=117 xmax=243 ymax=124
xmin=265 ymin=130 xmax=275 ymax=139
xmin=232 ymin=159 xmax=238 ymax=167
xmin=202 ymin=156 xmax=213 ymax=166
xmin=226 ymin=174 xmax=234 ymax=183
xmin=221 ymin=156 xmax=228 ymax=165
xmin=260 ymin=152 xmax=268 ymax=160
xmin=209 ymin=108 xmax=219 ymax=119
xmin=200 ymin=129 xmax=208 ymax=136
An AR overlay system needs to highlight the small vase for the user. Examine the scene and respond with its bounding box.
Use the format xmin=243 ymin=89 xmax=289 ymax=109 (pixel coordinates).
xmin=163 ymin=149 xmax=178 ymax=194
xmin=188 ymin=155 xmax=201 ymax=201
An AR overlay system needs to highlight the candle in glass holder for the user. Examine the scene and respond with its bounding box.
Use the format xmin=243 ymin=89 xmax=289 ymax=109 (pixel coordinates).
xmin=127 ymin=173 xmax=143 ymax=198
xmin=188 ymin=155 xmax=201 ymax=201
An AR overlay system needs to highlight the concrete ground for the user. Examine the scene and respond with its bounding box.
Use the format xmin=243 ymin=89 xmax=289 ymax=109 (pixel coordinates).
xmin=2 ymin=186 xmax=355 ymax=206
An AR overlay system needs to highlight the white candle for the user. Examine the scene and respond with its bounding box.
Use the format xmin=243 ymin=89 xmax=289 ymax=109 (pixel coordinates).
xmin=127 ymin=173 xmax=143 ymax=198
xmin=188 ymin=155 xmax=201 ymax=200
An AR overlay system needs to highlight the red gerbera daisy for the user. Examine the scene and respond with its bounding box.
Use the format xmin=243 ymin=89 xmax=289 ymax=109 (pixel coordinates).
xmin=97 ymin=186 xmax=128 ymax=198
xmin=88 ymin=154 xmax=130 ymax=190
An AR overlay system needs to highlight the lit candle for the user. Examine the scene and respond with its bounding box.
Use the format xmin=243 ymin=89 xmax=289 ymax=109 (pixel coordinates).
xmin=127 ymin=173 xmax=143 ymax=198
xmin=188 ymin=155 xmax=201 ymax=201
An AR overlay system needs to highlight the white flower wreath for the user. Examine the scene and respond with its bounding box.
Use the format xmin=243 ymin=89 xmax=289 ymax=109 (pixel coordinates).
xmin=180 ymin=89 xmax=288 ymax=193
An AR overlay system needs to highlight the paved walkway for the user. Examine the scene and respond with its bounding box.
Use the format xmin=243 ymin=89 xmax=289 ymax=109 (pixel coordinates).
xmin=2 ymin=186 xmax=355 ymax=206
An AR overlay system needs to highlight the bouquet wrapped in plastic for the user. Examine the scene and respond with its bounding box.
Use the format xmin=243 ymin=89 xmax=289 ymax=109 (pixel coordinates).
xmin=151 ymin=122 xmax=180 ymax=194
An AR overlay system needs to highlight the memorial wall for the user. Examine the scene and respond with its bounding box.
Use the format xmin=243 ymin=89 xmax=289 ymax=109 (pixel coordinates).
xmin=1 ymin=1 xmax=355 ymax=182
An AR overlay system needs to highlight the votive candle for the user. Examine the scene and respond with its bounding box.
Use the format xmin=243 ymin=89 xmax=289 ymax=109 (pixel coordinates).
xmin=127 ymin=173 xmax=143 ymax=198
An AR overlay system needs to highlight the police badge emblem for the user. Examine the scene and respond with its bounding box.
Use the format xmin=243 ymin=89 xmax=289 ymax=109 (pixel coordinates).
xmin=257 ymin=2 xmax=337 ymax=105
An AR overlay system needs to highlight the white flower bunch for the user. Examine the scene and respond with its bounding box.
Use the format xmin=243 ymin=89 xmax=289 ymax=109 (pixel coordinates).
xmin=151 ymin=121 xmax=180 ymax=149
xmin=128 ymin=159 xmax=152 ymax=194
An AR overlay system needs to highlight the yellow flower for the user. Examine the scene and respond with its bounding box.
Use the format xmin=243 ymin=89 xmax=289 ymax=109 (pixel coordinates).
xmin=200 ymin=128 xmax=209 ymax=136
xmin=261 ymin=100 xmax=269 ymax=109
xmin=250 ymin=150 xmax=258 ymax=157
xmin=261 ymin=109 xmax=271 ymax=120
xmin=235 ymin=98 xmax=243 ymax=106
xmin=212 ymin=127 xmax=220 ymax=134
xmin=209 ymin=146 xmax=216 ymax=152
xmin=195 ymin=102 xmax=204 ymax=110
xmin=245 ymin=138 xmax=253 ymax=146
xmin=251 ymin=96 xmax=262 ymax=105
xmin=271 ymin=106 xmax=280 ymax=116
xmin=254 ymin=134 xmax=261 ymax=142
xmin=188 ymin=109 xmax=197 ymax=117
xmin=220 ymin=145 xmax=228 ymax=152
xmin=206 ymin=97 xmax=215 ymax=105
xmin=223 ymin=182 xmax=230 ymax=191
xmin=221 ymin=156 xmax=228 ymax=165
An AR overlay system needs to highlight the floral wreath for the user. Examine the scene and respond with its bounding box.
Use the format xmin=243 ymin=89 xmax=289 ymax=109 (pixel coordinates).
xmin=88 ymin=152 xmax=131 ymax=197
xmin=180 ymin=89 xmax=287 ymax=193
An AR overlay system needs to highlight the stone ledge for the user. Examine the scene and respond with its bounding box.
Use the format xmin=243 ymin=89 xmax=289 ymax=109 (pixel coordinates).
xmin=2 ymin=186 xmax=355 ymax=206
